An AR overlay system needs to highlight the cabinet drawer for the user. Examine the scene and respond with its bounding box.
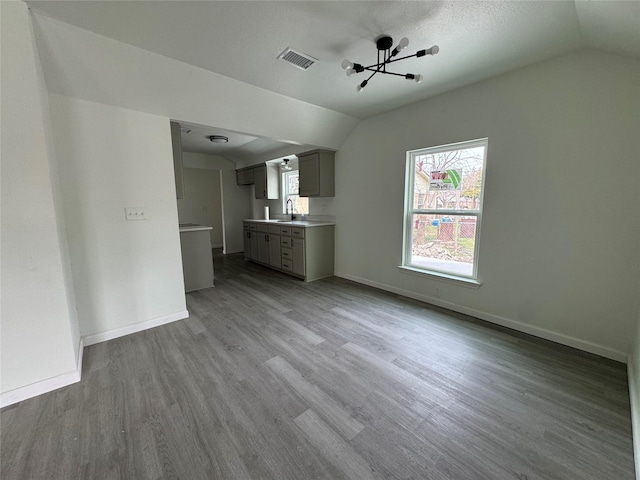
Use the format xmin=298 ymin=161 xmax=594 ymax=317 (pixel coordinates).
xmin=257 ymin=224 xmax=268 ymax=233
xmin=268 ymin=225 xmax=281 ymax=234
xmin=248 ymin=223 xmax=257 ymax=231
xmin=291 ymin=228 xmax=305 ymax=238
xmin=281 ymin=237 xmax=292 ymax=248
xmin=281 ymin=260 xmax=292 ymax=271
xmin=281 ymin=247 xmax=292 ymax=259
xmin=280 ymin=226 xmax=291 ymax=236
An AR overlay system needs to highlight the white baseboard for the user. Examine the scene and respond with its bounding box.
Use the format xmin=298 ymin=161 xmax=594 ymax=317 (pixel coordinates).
xmin=76 ymin=337 xmax=85 ymax=375
xmin=334 ymin=271 xmax=627 ymax=363
xmin=628 ymin=360 xmax=640 ymax=480
xmin=82 ymin=310 xmax=189 ymax=347
xmin=1 ymin=310 xmax=190 ymax=408
xmin=0 ymin=338 xmax=85 ymax=409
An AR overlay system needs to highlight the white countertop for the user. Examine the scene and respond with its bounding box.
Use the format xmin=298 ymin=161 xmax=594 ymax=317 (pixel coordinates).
xmin=243 ymin=219 xmax=335 ymax=227
xmin=179 ymin=223 xmax=213 ymax=233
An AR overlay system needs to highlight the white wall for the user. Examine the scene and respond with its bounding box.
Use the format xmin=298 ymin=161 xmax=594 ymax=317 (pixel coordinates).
xmin=335 ymin=50 xmax=640 ymax=361
xmin=48 ymin=93 xmax=187 ymax=340
xmin=30 ymin=13 xmax=359 ymax=153
xmin=177 ymin=168 xmax=224 ymax=247
xmin=0 ymin=1 xmax=80 ymax=401
xmin=182 ymin=152 xmax=252 ymax=254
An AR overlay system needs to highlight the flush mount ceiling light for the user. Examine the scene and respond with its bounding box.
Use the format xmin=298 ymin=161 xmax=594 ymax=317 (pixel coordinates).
xmin=209 ymin=135 xmax=229 ymax=144
xmin=280 ymin=158 xmax=293 ymax=171
xmin=342 ymin=36 xmax=439 ymax=92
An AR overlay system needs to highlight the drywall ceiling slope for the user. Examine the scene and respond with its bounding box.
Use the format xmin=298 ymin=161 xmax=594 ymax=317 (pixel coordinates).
xmin=575 ymin=1 xmax=640 ymax=59
xmin=29 ymin=12 xmax=357 ymax=153
xmin=26 ymin=0 xmax=638 ymax=120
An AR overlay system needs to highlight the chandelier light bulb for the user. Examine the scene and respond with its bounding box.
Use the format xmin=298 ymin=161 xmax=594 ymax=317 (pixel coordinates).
xmin=356 ymin=80 xmax=368 ymax=92
xmin=414 ymin=74 xmax=423 ymax=83
xmin=346 ymin=68 xmax=355 ymax=77
xmin=341 ymin=59 xmax=353 ymax=70
xmin=397 ymin=37 xmax=409 ymax=51
xmin=426 ymin=45 xmax=439 ymax=55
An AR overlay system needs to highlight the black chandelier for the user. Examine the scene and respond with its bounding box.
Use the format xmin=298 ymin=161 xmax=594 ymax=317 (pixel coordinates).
xmin=341 ymin=36 xmax=439 ymax=92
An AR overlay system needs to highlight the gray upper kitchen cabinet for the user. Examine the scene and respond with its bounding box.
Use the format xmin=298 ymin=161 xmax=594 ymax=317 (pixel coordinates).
xmin=170 ymin=121 xmax=184 ymax=199
xmin=236 ymin=167 xmax=255 ymax=185
xmin=253 ymin=164 xmax=279 ymax=200
xmin=298 ymin=149 xmax=335 ymax=197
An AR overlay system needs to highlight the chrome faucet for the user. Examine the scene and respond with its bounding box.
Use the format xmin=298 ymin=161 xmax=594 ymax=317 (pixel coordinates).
xmin=286 ymin=199 xmax=293 ymax=219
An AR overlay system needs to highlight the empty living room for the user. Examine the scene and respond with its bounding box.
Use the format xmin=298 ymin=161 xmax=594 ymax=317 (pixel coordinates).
xmin=2 ymin=1 xmax=639 ymax=479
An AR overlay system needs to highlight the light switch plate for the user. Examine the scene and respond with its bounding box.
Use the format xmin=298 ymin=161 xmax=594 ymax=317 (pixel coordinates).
xmin=125 ymin=207 xmax=147 ymax=220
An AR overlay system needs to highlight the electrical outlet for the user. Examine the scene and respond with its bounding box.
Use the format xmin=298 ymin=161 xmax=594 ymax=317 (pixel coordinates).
xmin=125 ymin=207 xmax=147 ymax=221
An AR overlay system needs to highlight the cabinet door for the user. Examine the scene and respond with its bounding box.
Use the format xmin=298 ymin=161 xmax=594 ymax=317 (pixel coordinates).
xmin=298 ymin=153 xmax=319 ymax=197
xmin=258 ymin=233 xmax=270 ymax=263
xmin=236 ymin=168 xmax=255 ymax=185
xmin=253 ymin=165 xmax=267 ymax=199
xmin=250 ymin=232 xmax=259 ymax=260
xmin=268 ymin=234 xmax=281 ymax=268
xmin=292 ymin=238 xmax=305 ymax=277
xmin=243 ymin=230 xmax=251 ymax=259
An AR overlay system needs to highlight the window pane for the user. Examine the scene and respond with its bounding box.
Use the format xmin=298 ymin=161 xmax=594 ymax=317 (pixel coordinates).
xmin=410 ymin=213 xmax=477 ymax=277
xmin=414 ymin=145 xmax=485 ymax=211
xmin=287 ymin=172 xmax=299 ymax=195
xmin=287 ymin=194 xmax=309 ymax=214
xmin=283 ymin=171 xmax=309 ymax=214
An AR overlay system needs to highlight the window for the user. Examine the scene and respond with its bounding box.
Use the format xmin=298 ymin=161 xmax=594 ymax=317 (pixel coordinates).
xmin=402 ymin=138 xmax=487 ymax=281
xmin=282 ymin=170 xmax=309 ymax=215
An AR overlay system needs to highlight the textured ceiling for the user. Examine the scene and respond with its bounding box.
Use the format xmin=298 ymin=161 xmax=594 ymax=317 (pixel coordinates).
xmin=25 ymin=1 xmax=640 ymax=158
xmin=179 ymin=122 xmax=300 ymax=161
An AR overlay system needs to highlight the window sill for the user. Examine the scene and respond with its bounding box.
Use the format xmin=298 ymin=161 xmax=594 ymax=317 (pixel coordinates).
xmin=398 ymin=265 xmax=481 ymax=289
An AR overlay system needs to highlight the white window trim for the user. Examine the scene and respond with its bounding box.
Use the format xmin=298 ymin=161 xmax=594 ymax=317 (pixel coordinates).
xmin=400 ymin=138 xmax=488 ymax=285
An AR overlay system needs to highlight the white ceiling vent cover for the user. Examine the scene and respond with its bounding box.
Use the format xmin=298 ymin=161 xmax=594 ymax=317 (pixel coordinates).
xmin=277 ymin=48 xmax=318 ymax=70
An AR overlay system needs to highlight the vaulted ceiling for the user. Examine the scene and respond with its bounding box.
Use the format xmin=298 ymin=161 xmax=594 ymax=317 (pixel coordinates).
xmin=25 ymin=1 xmax=640 ymax=158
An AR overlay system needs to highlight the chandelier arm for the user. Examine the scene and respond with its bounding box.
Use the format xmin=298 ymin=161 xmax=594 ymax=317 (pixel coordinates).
xmin=364 ymin=69 xmax=379 ymax=83
xmin=362 ymin=61 xmax=391 ymax=70
xmin=384 ymin=52 xmax=422 ymax=65
xmin=382 ymin=71 xmax=409 ymax=78
xmin=362 ymin=69 xmax=408 ymax=78
xmin=362 ymin=52 xmax=420 ymax=70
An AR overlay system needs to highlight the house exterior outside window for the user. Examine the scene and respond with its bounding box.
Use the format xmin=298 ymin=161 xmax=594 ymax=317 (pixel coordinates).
xmin=402 ymin=138 xmax=488 ymax=283
xmin=282 ymin=170 xmax=309 ymax=215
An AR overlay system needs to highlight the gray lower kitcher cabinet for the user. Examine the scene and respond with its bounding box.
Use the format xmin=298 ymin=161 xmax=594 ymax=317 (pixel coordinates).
xmin=243 ymin=222 xmax=258 ymax=261
xmin=179 ymin=225 xmax=214 ymax=292
xmin=243 ymin=221 xmax=334 ymax=282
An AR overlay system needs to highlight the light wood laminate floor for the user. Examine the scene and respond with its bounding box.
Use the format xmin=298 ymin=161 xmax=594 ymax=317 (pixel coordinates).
xmin=1 ymin=251 xmax=635 ymax=479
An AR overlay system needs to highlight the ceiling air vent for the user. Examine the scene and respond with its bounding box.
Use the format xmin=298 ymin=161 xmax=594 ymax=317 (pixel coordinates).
xmin=277 ymin=47 xmax=317 ymax=71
